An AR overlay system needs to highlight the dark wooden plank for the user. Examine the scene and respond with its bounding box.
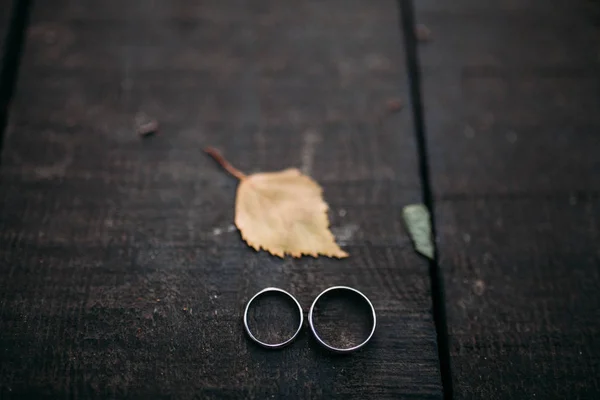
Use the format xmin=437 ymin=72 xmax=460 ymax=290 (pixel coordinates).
xmin=416 ymin=0 xmax=600 ymax=398
xmin=0 ymin=0 xmax=443 ymax=398
xmin=436 ymin=198 xmax=600 ymax=399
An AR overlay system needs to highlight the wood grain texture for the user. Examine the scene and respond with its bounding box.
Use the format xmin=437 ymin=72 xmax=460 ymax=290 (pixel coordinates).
xmin=0 ymin=0 xmax=442 ymax=398
xmin=416 ymin=0 xmax=600 ymax=398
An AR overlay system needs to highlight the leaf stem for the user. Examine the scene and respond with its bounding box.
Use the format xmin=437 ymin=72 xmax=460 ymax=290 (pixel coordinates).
xmin=204 ymin=147 xmax=247 ymax=180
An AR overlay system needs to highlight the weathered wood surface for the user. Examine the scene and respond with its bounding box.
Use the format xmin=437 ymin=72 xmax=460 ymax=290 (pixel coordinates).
xmin=0 ymin=0 xmax=442 ymax=398
xmin=416 ymin=0 xmax=600 ymax=398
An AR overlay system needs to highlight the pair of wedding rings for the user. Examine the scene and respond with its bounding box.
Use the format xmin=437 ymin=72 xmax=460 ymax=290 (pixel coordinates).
xmin=243 ymin=286 xmax=376 ymax=353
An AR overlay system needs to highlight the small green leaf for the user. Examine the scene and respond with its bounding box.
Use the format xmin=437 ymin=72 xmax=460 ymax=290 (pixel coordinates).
xmin=403 ymin=204 xmax=434 ymax=259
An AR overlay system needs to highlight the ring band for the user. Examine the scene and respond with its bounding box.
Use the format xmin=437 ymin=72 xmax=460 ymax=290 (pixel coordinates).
xmin=243 ymin=287 xmax=304 ymax=349
xmin=308 ymin=286 xmax=376 ymax=353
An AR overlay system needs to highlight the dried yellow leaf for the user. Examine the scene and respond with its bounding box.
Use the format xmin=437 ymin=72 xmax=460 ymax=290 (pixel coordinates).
xmin=205 ymin=147 xmax=348 ymax=259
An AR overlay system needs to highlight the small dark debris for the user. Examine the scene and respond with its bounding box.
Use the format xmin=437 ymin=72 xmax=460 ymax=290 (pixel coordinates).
xmin=415 ymin=24 xmax=432 ymax=42
xmin=375 ymin=98 xmax=404 ymax=127
xmin=386 ymin=99 xmax=404 ymax=113
xmin=135 ymin=112 xmax=159 ymax=137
